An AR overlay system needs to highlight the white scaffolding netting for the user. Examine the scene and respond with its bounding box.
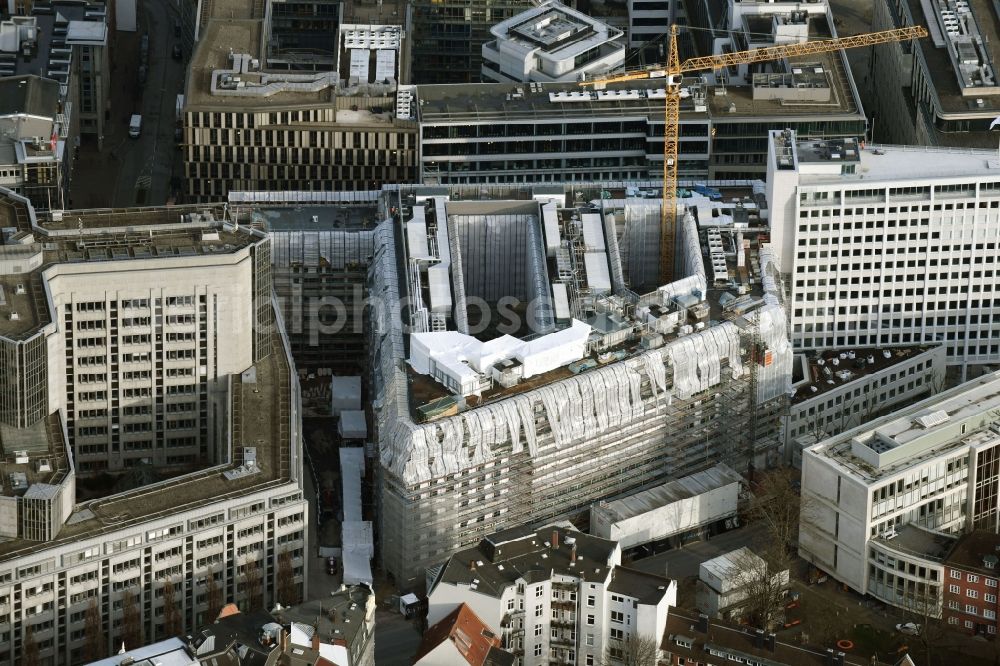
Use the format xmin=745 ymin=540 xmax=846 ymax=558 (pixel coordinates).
xmin=373 ymin=208 xmax=790 ymax=486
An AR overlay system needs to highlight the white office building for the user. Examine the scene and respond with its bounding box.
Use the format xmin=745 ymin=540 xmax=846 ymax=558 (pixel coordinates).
xmin=427 ymin=525 xmax=676 ymax=666
xmin=798 ymin=373 xmax=1000 ymax=616
xmin=481 ymin=1 xmax=625 ymax=83
xmin=784 ymin=346 xmax=946 ymax=466
xmin=767 ymin=129 xmax=1000 ymax=371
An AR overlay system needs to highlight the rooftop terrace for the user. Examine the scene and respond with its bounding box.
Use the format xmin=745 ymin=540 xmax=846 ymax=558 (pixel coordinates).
xmin=791 ymin=346 xmax=931 ymax=405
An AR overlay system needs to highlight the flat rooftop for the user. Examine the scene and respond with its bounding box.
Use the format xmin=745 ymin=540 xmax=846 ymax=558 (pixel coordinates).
xmin=0 ymin=3 xmax=107 ymax=71
xmin=186 ymin=0 xmax=338 ymax=110
xmin=414 ymin=69 xmax=859 ymax=123
xmin=252 ymin=204 xmax=379 ymax=231
xmin=498 ymin=2 xmax=623 ymax=57
xmin=796 ymin=141 xmax=1000 ymax=184
xmin=810 ymin=372 xmax=1000 ymax=482
xmin=607 ymin=566 xmax=673 ymax=605
xmin=0 ymin=331 xmax=294 ymax=563
xmin=595 ymin=463 xmax=742 ymax=523
xmin=905 ymin=0 xmax=1000 ymax=115
xmin=791 ymin=346 xmax=933 ymax=406
xmin=872 ymin=524 xmax=957 ymax=562
xmin=0 ymin=413 xmax=70 ymax=498
xmin=415 ymin=14 xmax=857 ymax=124
xmin=0 ymin=202 xmax=259 ymax=340
xmin=275 ymin=586 xmax=372 ymax=650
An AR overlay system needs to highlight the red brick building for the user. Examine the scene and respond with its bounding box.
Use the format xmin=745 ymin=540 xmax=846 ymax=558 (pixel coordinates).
xmin=943 ymin=531 xmax=1000 ymax=637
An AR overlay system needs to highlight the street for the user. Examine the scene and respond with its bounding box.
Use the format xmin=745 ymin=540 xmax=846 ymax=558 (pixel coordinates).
xmin=71 ymin=0 xmax=185 ymax=208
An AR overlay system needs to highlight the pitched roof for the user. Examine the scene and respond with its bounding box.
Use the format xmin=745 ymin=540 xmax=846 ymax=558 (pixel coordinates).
xmin=662 ymin=611 xmax=872 ymax=666
xmin=0 ymin=76 xmax=59 ymax=118
xmin=412 ymin=603 xmax=514 ymax=666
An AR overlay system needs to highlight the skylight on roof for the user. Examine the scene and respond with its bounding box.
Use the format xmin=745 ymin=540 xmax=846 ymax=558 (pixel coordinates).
xmin=915 ymin=410 xmax=950 ymax=429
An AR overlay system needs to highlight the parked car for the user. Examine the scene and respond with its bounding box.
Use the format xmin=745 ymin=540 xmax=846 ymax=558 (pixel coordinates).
xmin=172 ymin=43 xmax=182 ymax=61
xmin=174 ymin=20 xmax=181 ymax=37
xmin=896 ymin=622 xmax=921 ymax=636
xmin=326 ymin=557 xmax=339 ymax=576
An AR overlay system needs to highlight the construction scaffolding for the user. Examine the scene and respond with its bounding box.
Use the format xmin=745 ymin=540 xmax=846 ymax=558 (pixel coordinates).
xmin=372 ymin=197 xmax=793 ymax=587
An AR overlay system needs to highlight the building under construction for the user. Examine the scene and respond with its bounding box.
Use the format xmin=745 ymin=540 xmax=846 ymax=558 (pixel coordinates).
xmin=369 ymin=182 xmax=793 ymax=587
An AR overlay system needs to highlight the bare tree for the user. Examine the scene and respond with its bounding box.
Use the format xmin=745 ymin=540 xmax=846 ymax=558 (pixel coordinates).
xmin=748 ymin=468 xmax=812 ymax=556
xmin=122 ymin=588 xmax=143 ymax=649
xmin=902 ymin=586 xmax=947 ymax=666
xmin=722 ymin=549 xmax=790 ymax=632
xmin=206 ymin=570 xmax=223 ymax=622
xmin=276 ymin=549 xmax=299 ymax=605
xmin=241 ymin=558 xmax=263 ymax=611
xmin=162 ymin=577 xmax=182 ymax=637
xmin=602 ymin=633 xmax=660 ymax=666
xmin=19 ymin=626 xmax=39 ymax=666
xmin=84 ymin=598 xmax=104 ymax=662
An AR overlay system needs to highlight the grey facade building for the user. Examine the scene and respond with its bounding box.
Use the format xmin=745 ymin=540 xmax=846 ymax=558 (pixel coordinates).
xmin=369 ymin=182 xmax=793 ymax=587
xmin=0 ymin=2 xmax=110 ymax=150
xmin=182 ymin=0 xmax=417 ymax=202
xmin=408 ymin=70 xmax=864 ymax=185
xmin=409 ymin=0 xmax=537 ymax=84
xmin=0 ymin=76 xmax=69 ymax=212
xmin=0 ymin=187 xmax=308 ymax=665
xmin=868 ymin=0 xmax=1000 ymax=147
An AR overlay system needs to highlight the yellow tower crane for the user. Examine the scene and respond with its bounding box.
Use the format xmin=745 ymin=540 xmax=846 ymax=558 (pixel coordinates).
xmin=581 ymin=24 xmax=928 ymax=285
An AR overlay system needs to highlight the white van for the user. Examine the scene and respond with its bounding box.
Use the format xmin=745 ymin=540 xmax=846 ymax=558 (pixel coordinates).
xmin=128 ymin=114 xmax=142 ymax=139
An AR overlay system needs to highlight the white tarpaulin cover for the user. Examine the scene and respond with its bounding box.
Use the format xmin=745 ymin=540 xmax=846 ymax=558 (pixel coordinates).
xmin=409 ymin=320 xmax=591 ymax=395
xmin=340 ymin=447 xmax=364 ymax=523
xmin=542 ymin=202 xmax=561 ymax=256
xmin=375 ymin=49 xmax=396 ymax=82
xmin=349 ymin=49 xmax=369 ymax=81
xmin=339 ymin=410 xmax=368 ymax=439
xmin=331 ymin=376 xmax=362 ymax=416
xmin=340 ymin=448 xmax=373 ymax=585
xmin=371 ymin=211 xmax=792 ymax=490
xmin=584 ymin=252 xmax=612 ymax=293
xmin=582 ymin=213 xmax=606 ymax=250
xmin=552 ymin=282 xmax=570 ymax=320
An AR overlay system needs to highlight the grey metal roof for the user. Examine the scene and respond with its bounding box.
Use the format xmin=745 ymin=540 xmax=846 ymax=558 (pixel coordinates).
xmin=0 ymin=76 xmax=59 ymax=118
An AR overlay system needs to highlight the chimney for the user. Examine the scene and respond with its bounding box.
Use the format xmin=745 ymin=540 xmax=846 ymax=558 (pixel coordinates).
xmin=552 ymin=530 xmax=559 ymax=550
xmin=280 ymin=628 xmax=290 ymax=652
xmin=571 ymin=544 xmax=577 ymax=563
xmin=695 ymin=614 xmax=709 ymax=633
xmin=754 ymin=629 xmax=764 ymax=648
xmin=766 ymin=633 xmax=776 ymax=652
xmin=311 ymin=627 xmax=320 ymax=652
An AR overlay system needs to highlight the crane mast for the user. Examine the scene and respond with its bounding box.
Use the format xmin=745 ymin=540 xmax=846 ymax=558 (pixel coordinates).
xmin=582 ymin=24 xmax=928 ymax=285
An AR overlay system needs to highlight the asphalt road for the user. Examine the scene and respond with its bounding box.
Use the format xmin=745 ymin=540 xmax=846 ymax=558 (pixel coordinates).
xmin=111 ymin=0 xmax=185 ymax=206
xmin=628 ymin=523 xmax=769 ymax=580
